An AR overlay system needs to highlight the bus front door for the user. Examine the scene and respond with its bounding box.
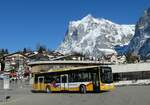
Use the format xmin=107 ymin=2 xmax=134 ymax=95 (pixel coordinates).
xmin=92 ymin=72 xmax=100 ymax=92
xmin=60 ymin=74 xmax=69 ymax=91
xmin=38 ymin=76 xmax=45 ymax=91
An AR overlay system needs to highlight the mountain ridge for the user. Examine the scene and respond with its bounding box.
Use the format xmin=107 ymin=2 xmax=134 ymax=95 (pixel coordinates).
xmin=57 ymin=14 xmax=135 ymax=58
xmin=127 ymin=8 xmax=150 ymax=59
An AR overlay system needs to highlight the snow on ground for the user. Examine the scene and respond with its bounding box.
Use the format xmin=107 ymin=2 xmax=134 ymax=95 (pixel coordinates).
xmin=98 ymin=48 xmax=117 ymax=55
xmin=114 ymin=79 xmax=150 ymax=86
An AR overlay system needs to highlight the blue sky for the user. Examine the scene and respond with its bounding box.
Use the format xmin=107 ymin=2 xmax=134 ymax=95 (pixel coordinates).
xmin=0 ymin=0 xmax=149 ymax=52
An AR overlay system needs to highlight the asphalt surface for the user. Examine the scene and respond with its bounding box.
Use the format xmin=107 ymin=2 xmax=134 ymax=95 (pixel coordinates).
xmin=0 ymin=84 xmax=150 ymax=105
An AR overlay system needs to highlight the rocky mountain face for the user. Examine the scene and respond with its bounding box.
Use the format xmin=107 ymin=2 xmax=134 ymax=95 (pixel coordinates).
xmin=57 ymin=15 xmax=135 ymax=58
xmin=127 ymin=8 xmax=150 ymax=59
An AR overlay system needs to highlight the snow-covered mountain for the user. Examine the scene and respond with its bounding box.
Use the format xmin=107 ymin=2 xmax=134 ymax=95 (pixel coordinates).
xmin=127 ymin=8 xmax=150 ymax=59
xmin=57 ymin=14 xmax=135 ymax=58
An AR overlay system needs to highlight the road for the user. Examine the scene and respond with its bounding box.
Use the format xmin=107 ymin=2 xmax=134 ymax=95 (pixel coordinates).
xmin=0 ymin=85 xmax=150 ymax=105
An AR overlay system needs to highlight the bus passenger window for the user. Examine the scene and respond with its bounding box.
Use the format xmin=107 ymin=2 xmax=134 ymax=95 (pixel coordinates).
xmin=82 ymin=72 xmax=89 ymax=82
xmin=62 ymin=76 xmax=67 ymax=83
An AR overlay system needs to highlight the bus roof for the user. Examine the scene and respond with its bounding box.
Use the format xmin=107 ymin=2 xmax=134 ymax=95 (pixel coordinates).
xmin=44 ymin=65 xmax=110 ymax=73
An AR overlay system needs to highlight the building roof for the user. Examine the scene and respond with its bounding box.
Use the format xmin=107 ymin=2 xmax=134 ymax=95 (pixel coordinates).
xmin=0 ymin=52 xmax=28 ymax=59
xmin=28 ymin=60 xmax=112 ymax=66
xmin=35 ymin=65 xmax=110 ymax=74
xmin=47 ymin=65 xmax=99 ymax=73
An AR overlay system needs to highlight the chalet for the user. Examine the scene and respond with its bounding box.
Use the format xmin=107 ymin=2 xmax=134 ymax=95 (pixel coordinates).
xmin=51 ymin=52 xmax=89 ymax=61
xmin=104 ymin=53 xmax=118 ymax=64
xmin=28 ymin=53 xmax=49 ymax=61
xmin=117 ymin=55 xmax=126 ymax=64
xmin=28 ymin=51 xmax=64 ymax=61
xmin=0 ymin=52 xmax=30 ymax=79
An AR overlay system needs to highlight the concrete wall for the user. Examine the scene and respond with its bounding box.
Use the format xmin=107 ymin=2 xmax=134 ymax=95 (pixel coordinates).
xmin=110 ymin=62 xmax=150 ymax=73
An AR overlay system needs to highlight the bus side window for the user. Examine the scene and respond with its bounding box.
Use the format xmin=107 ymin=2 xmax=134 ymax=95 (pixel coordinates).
xmin=34 ymin=76 xmax=38 ymax=83
xmin=54 ymin=76 xmax=60 ymax=83
xmin=74 ymin=73 xmax=79 ymax=82
xmin=44 ymin=75 xmax=51 ymax=83
xmin=78 ymin=73 xmax=82 ymax=81
xmin=69 ymin=72 xmax=92 ymax=82
xmin=62 ymin=75 xmax=67 ymax=83
xmin=44 ymin=75 xmax=60 ymax=83
xmin=88 ymin=72 xmax=92 ymax=81
xmin=69 ymin=73 xmax=74 ymax=82
xmin=68 ymin=73 xmax=79 ymax=82
xmin=82 ymin=72 xmax=89 ymax=82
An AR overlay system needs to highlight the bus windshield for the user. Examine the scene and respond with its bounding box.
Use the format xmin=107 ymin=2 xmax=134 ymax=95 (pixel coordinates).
xmin=101 ymin=67 xmax=113 ymax=83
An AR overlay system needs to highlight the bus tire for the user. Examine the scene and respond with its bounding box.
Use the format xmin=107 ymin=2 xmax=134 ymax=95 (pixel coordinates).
xmin=46 ymin=86 xmax=51 ymax=93
xmin=80 ymin=85 xmax=86 ymax=94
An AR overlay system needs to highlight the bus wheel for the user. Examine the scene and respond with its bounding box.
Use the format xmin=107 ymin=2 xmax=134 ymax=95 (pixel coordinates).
xmin=80 ymin=85 xmax=86 ymax=94
xmin=46 ymin=86 xmax=51 ymax=93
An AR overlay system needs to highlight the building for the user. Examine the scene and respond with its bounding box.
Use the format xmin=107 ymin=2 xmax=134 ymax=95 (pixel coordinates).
xmin=0 ymin=52 xmax=30 ymax=79
xmin=28 ymin=51 xmax=64 ymax=62
xmin=110 ymin=62 xmax=150 ymax=85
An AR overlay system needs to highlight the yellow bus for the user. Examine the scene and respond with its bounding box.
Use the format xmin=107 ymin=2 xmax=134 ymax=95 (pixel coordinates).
xmin=32 ymin=66 xmax=114 ymax=93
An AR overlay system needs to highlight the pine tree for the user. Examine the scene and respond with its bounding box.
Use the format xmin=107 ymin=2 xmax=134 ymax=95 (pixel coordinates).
xmin=5 ymin=49 xmax=9 ymax=54
xmin=23 ymin=48 xmax=27 ymax=54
